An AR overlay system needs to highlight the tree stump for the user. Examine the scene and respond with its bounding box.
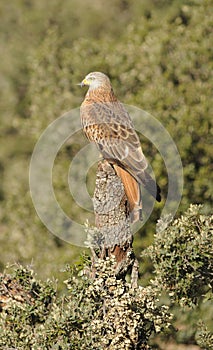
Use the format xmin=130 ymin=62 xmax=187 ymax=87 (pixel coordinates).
xmin=88 ymin=159 xmax=139 ymax=284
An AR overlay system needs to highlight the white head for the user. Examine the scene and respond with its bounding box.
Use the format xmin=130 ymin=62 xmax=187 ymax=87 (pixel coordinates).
xmin=79 ymin=72 xmax=111 ymax=90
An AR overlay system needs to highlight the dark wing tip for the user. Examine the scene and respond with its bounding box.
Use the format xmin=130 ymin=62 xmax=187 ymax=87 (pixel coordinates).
xmin=139 ymin=171 xmax=161 ymax=202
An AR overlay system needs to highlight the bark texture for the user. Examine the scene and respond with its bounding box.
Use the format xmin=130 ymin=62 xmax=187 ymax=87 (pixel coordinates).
xmin=90 ymin=159 xmax=138 ymax=283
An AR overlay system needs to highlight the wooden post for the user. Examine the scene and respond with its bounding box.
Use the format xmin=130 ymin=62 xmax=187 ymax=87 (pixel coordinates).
xmin=89 ymin=159 xmax=139 ymax=284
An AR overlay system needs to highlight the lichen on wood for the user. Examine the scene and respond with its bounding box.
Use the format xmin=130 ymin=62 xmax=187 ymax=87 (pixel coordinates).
xmin=87 ymin=159 xmax=138 ymax=283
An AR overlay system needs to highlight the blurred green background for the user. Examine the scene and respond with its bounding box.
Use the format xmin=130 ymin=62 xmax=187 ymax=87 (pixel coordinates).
xmin=0 ymin=0 xmax=212 ymax=347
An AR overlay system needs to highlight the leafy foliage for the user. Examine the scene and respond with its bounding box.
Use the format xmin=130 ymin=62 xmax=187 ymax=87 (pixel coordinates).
xmin=0 ymin=260 xmax=171 ymax=350
xmin=195 ymin=321 xmax=213 ymax=350
xmin=144 ymin=205 xmax=213 ymax=307
xmin=0 ymin=207 xmax=212 ymax=349
xmin=0 ymin=265 xmax=56 ymax=348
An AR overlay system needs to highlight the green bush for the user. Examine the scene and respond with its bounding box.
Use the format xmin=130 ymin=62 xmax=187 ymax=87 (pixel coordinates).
xmin=143 ymin=204 xmax=213 ymax=349
xmin=0 ymin=206 xmax=212 ymax=349
xmin=0 ymin=260 xmax=171 ymax=349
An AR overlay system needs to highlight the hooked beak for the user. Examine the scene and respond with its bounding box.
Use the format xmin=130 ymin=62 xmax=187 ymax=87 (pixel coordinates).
xmin=77 ymin=78 xmax=89 ymax=87
xmin=77 ymin=82 xmax=84 ymax=87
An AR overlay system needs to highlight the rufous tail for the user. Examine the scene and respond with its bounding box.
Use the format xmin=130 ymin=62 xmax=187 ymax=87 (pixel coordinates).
xmin=113 ymin=165 xmax=142 ymax=223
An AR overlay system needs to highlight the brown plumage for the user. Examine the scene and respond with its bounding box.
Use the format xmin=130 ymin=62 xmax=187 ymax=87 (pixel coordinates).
xmin=79 ymin=72 xmax=161 ymax=222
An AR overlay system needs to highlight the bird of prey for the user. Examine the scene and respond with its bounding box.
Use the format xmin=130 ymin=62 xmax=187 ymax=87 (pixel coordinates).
xmin=79 ymin=72 xmax=161 ymax=222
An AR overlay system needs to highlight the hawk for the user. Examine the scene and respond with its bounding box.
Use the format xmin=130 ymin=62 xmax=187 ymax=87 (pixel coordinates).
xmin=79 ymin=72 xmax=161 ymax=222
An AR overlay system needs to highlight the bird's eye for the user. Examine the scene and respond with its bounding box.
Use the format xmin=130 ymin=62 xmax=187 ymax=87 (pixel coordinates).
xmin=90 ymin=76 xmax=95 ymax=80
